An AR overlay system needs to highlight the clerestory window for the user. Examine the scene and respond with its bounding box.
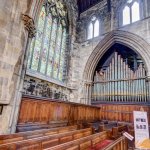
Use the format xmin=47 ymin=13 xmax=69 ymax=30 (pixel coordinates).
xmin=122 ymin=0 xmax=141 ymax=26
xmin=87 ymin=16 xmax=100 ymax=40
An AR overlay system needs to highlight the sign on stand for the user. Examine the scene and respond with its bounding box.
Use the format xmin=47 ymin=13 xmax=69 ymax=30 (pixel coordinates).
xmin=133 ymin=111 xmax=150 ymax=149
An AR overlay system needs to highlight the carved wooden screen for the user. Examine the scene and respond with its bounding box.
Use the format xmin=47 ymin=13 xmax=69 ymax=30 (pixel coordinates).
xmin=92 ymin=52 xmax=148 ymax=103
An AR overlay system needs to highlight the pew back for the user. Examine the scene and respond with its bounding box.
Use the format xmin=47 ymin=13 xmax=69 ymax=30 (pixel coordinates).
xmin=112 ymin=124 xmax=128 ymax=139
xmin=45 ymin=131 xmax=109 ymax=150
xmin=0 ymin=125 xmax=77 ymax=144
xmin=0 ymin=128 xmax=93 ymax=150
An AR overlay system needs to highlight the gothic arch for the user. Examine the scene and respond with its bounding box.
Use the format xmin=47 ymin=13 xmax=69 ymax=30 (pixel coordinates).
xmin=83 ymin=30 xmax=150 ymax=82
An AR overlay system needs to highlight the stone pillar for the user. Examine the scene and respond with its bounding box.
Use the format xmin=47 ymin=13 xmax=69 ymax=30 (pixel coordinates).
xmin=146 ymin=77 xmax=150 ymax=102
xmin=83 ymin=81 xmax=92 ymax=105
xmin=0 ymin=1 xmax=36 ymax=134
xmin=88 ymin=83 xmax=92 ymax=105
xmin=83 ymin=84 xmax=88 ymax=104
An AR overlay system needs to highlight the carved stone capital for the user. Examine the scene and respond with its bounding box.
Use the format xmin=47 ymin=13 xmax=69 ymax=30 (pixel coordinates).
xmin=22 ymin=14 xmax=36 ymax=38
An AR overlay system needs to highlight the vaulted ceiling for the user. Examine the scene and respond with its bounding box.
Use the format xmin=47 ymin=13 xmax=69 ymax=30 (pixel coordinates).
xmin=77 ymin=0 xmax=103 ymax=13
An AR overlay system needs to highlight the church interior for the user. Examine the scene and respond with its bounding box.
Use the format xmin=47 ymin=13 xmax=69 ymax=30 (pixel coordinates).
xmin=0 ymin=0 xmax=150 ymax=149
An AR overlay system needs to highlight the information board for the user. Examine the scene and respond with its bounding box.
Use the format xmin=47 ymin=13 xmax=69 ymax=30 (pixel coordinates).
xmin=133 ymin=111 xmax=150 ymax=149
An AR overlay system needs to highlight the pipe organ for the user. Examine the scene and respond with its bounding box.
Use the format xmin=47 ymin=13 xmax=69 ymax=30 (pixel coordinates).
xmin=92 ymin=52 xmax=148 ymax=103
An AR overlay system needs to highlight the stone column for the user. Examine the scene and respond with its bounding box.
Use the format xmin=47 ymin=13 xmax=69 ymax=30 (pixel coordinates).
xmin=83 ymin=83 xmax=88 ymax=104
xmin=84 ymin=81 xmax=92 ymax=105
xmin=146 ymin=77 xmax=150 ymax=102
xmin=88 ymin=83 xmax=92 ymax=105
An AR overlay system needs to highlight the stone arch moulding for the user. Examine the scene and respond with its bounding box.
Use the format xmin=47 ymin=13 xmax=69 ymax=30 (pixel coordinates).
xmin=83 ymin=30 xmax=150 ymax=82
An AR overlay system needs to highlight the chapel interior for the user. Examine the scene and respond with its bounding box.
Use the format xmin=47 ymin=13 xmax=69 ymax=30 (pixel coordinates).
xmin=0 ymin=0 xmax=150 ymax=149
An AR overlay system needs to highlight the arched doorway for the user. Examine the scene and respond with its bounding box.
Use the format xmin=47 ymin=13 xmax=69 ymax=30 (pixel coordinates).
xmin=92 ymin=43 xmax=148 ymax=104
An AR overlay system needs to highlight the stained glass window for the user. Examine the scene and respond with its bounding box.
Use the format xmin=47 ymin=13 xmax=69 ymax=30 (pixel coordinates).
xmin=28 ymin=0 xmax=67 ymax=82
xmin=122 ymin=0 xmax=141 ymax=26
xmin=31 ymin=7 xmax=46 ymax=71
xmin=59 ymin=29 xmax=66 ymax=80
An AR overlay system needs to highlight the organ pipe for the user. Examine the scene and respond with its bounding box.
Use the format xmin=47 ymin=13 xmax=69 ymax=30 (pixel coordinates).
xmin=92 ymin=52 xmax=148 ymax=103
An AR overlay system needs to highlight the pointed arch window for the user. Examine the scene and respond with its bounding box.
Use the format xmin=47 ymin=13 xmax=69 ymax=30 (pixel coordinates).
xmin=27 ymin=0 xmax=68 ymax=82
xmin=122 ymin=0 xmax=141 ymax=26
xmin=132 ymin=2 xmax=140 ymax=23
xmin=123 ymin=6 xmax=130 ymax=25
xmin=87 ymin=16 xmax=100 ymax=40
xmin=94 ymin=20 xmax=99 ymax=37
xmin=87 ymin=23 xmax=93 ymax=39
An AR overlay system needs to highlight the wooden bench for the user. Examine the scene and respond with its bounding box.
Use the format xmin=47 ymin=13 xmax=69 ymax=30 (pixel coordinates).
xmin=16 ymin=121 xmax=68 ymax=132
xmin=0 ymin=128 xmax=93 ymax=150
xmin=44 ymin=131 xmax=112 ymax=150
xmin=0 ymin=125 xmax=77 ymax=144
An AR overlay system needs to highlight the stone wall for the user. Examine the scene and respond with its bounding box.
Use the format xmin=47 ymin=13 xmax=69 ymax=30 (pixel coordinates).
xmin=69 ymin=0 xmax=150 ymax=104
xmin=0 ymin=0 xmax=30 ymax=134
xmin=0 ymin=0 xmax=78 ymax=134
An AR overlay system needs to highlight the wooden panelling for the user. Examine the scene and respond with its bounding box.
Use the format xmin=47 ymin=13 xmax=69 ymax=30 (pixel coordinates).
xmin=98 ymin=104 xmax=150 ymax=123
xmin=17 ymin=97 xmax=149 ymax=133
xmin=17 ymin=97 xmax=100 ymax=129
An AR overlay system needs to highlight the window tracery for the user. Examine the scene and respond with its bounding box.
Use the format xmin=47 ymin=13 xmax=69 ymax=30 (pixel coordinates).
xmin=28 ymin=0 xmax=68 ymax=82
xmin=87 ymin=16 xmax=100 ymax=40
xmin=122 ymin=0 xmax=141 ymax=26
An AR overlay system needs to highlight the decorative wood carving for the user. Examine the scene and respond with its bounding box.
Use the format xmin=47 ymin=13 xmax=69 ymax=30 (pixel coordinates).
xmin=22 ymin=14 xmax=36 ymax=38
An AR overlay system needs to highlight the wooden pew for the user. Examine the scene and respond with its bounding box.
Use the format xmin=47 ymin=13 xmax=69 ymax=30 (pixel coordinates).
xmin=97 ymin=121 xmax=117 ymax=132
xmin=102 ymin=136 xmax=128 ymax=150
xmin=44 ymin=131 xmax=112 ymax=150
xmin=112 ymin=124 xmax=128 ymax=139
xmin=0 ymin=128 xmax=93 ymax=150
xmin=16 ymin=121 xmax=68 ymax=132
xmin=0 ymin=125 xmax=77 ymax=144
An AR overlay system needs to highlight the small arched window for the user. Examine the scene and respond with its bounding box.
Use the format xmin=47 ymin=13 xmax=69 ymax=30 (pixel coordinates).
xmin=132 ymin=2 xmax=140 ymax=23
xmin=87 ymin=23 xmax=93 ymax=39
xmin=123 ymin=6 xmax=130 ymax=25
xmin=94 ymin=20 xmax=99 ymax=37
xmin=122 ymin=0 xmax=141 ymax=26
xmin=87 ymin=16 xmax=100 ymax=40
xmin=27 ymin=0 xmax=68 ymax=82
